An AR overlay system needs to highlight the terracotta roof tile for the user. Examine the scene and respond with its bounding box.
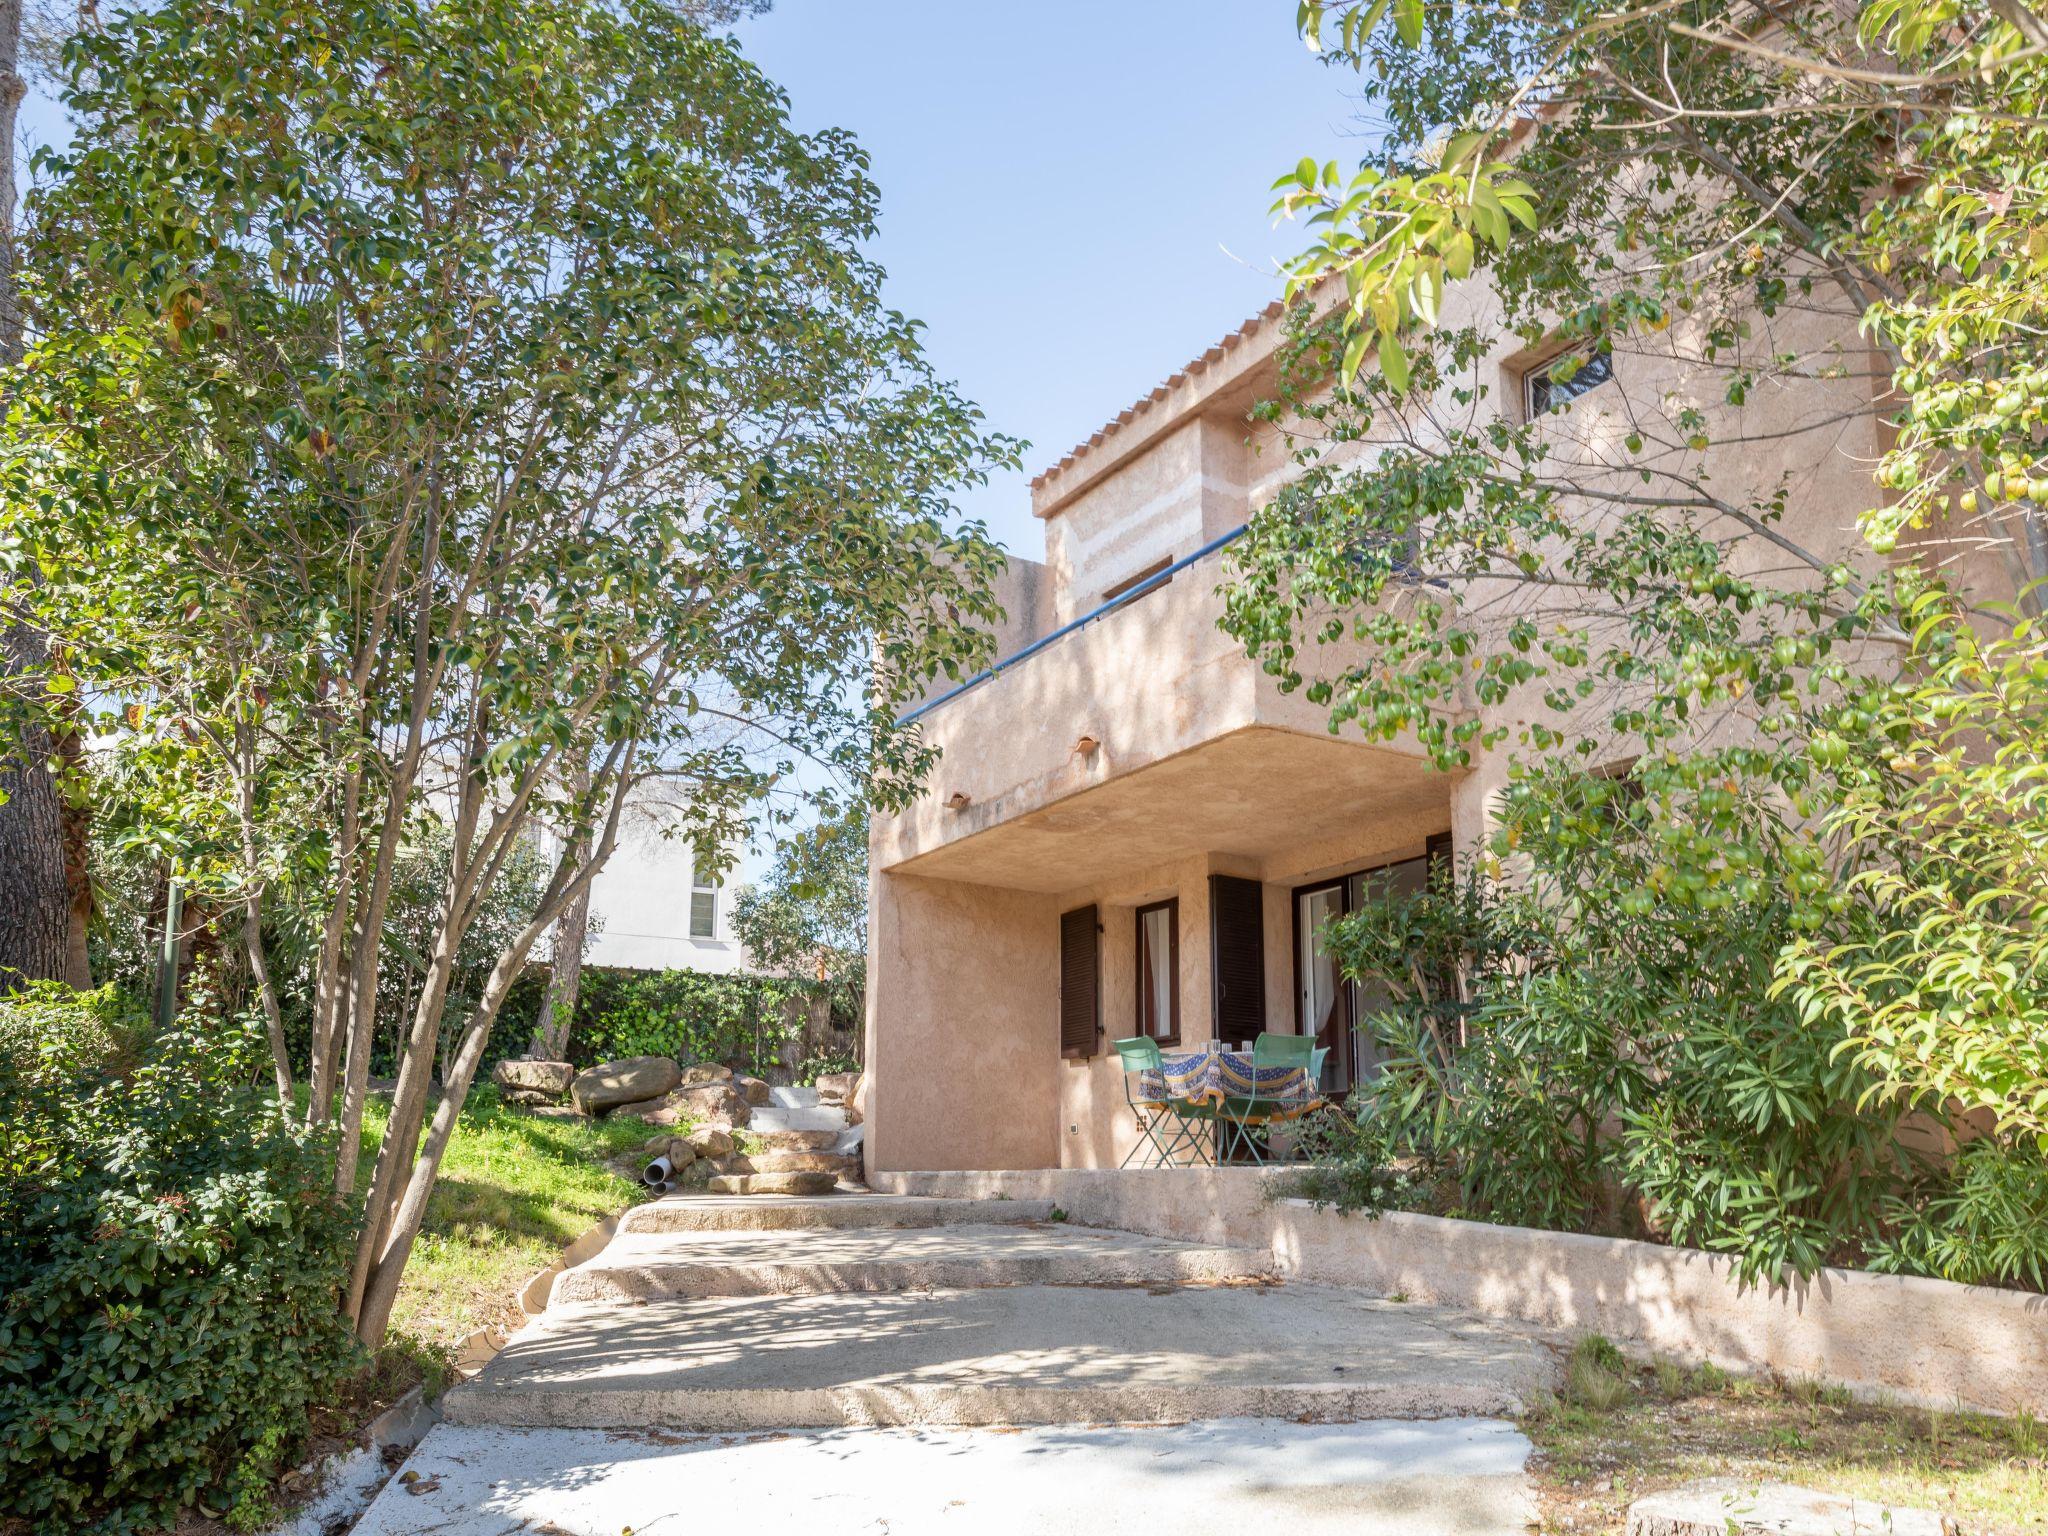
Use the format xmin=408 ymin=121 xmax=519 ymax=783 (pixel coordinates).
xmin=1028 ymin=298 xmax=1288 ymax=491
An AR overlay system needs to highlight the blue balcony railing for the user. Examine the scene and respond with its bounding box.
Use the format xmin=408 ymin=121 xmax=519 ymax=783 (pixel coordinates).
xmin=896 ymin=523 xmax=1249 ymax=727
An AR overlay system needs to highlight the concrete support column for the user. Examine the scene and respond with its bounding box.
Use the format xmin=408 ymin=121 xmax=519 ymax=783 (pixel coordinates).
xmin=863 ymin=867 xmax=1061 ymax=1174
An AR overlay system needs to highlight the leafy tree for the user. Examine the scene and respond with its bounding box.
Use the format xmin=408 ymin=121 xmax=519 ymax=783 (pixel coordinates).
xmin=3 ymin=0 xmax=1013 ymax=1342
xmin=732 ymin=808 xmax=869 ymax=1014
xmin=1244 ymin=0 xmax=2048 ymax=1279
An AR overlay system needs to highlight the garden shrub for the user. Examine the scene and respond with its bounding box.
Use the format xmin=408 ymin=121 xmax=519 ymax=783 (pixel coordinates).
xmin=0 ymin=984 xmax=362 ymax=1535
xmin=568 ymin=966 xmax=812 ymax=1074
xmin=1309 ymin=824 xmax=2048 ymax=1292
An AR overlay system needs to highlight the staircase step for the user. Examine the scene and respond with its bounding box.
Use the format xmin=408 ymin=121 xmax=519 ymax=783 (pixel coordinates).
xmin=706 ymin=1172 xmax=838 ymax=1197
xmin=716 ymin=1149 xmax=860 ymax=1178
xmin=549 ymin=1222 xmax=1276 ymax=1306
xmin=618 ymin=1194 xmax=1060 ymax=1235
xmin=743 ymin=1128 xmax=842 ymax=1153
xmin=750 ymin=1105 xmax=847 ymax=1134
xmin=444 ymin=1284 xmax=1551 ymax=1430
xmin=768 ymin=1085 xmax=822 ymax=1109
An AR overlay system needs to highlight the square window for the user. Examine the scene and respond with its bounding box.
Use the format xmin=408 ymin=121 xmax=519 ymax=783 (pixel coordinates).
xmin=689 ymin=860 xmax=718 ymax=939
xmin=1526 ymin=348 xmax=1613 ymax=418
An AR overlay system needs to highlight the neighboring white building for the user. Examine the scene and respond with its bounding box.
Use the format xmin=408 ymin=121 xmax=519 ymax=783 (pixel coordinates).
xmin=570 ymin=786 xmax=752 ymax=974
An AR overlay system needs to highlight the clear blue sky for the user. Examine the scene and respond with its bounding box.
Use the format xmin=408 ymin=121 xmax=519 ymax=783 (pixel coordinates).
xmin=731 ymin=1 xmax=1364 ymax=554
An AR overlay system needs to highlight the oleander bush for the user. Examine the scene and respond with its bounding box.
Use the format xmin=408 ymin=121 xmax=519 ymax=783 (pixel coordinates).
xmin=0 ymin=984 xmax=361 ymax=1535
xmin=1307 ymin=840 xmax=2048 ymax=1293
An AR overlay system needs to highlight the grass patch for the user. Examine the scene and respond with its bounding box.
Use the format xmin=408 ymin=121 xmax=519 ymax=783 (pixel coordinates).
xmin=1521 ymin=1340 xmax=2048 ymax=1534
xmin=355 ymin=1085 xmax=659 ymax=1347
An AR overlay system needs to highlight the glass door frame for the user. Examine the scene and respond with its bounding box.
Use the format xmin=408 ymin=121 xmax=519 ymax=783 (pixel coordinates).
xmin=1291 ymin=833 xmax=1453 ymax=1096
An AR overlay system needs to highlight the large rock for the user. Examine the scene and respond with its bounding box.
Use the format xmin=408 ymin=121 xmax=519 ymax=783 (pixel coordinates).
xmin=620 ymin=1083 xmax=750 ymax=1129
xmin=570 ymin=1055 xmax=681 ymax=1115
xmin=1626 ymin=1481 xmax=1945 ymax=1536
xmin=493 ymin=1058 xmax=573 ymax=1097
xmin=735 ymin=1075 xmax=772 ymax=1107
xmin=684 ymin=1125 xmax=733 ymax=1160
xmin=815 ymin=1070 xmax=861 ymax=1107
xmin=676 ymin=1084 xmax=750 ymax=1127
xmin=679 ymin=1062 xmax=734 ymax=1089
xmin=665 ymin=1138 xmax=699 ymax=1169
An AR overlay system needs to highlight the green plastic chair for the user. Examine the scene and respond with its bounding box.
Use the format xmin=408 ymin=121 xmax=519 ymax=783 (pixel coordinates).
xmin=1219 ymin=1032 xmax=1321 ymax=1166
xmin=1112 ymin=1037 xmax=1214 ymax=1168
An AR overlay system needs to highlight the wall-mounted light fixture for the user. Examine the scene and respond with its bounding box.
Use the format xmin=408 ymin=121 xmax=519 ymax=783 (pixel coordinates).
xmin=944 ymin=791 xmax=973 ymax=811
xmin=1075 ymin=734 xmax=1101 ymax=758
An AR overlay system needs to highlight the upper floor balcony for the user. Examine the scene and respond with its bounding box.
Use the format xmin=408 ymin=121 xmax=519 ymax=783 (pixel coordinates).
xmin=874 ymin=531 xmax=1453 ymax=895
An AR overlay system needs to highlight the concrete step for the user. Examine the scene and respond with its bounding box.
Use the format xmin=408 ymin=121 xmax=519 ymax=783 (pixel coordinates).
xmin=549 ymin=1222 xmax=1276 ymax=1306
xmin=750 ymin=1105 xmax=847 ymax=1135
xmin=768 ymin=1085 xmax=822 ymax=1109
xmin=716 ymin=1148 xmax=861 ymax=1178
xmin=617 ymin=1193 xmax=1061 ymax=1235
xmin=707 ymin=1172 xmax=839 ymax=1197
xmin=741 ymin=1127 xmax=842 ymax=1153
xmin=443 ymin=1283 xmax=1553 ymax=1431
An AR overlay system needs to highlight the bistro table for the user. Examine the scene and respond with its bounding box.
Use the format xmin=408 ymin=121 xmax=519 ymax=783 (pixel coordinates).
xmin=1131 ymin=1040 xmax=1322 ymax=1165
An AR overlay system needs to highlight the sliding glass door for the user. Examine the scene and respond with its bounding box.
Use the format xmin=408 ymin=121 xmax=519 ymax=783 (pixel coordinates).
xmin=1296 ymin=841 xmax=1446 ymax=1096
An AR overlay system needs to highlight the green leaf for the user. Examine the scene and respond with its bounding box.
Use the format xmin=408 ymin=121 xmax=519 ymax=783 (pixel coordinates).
xmin=1393 ymin=0 xmax=1424 ymax=46
xmin=1379 ymin=332 xmax=1411 ymax=393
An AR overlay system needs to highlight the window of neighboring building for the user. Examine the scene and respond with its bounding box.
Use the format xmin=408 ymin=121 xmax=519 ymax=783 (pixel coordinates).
xmin=1135 ymin=898 xmax=1180 ymax=1044
xmin=1525 ymin=347 xmax=1614 ymax=418
xmin=1101 ymin=557 xmax=1174 ymax=606
xmin=689 ymin=863 xmax=718 ymax=939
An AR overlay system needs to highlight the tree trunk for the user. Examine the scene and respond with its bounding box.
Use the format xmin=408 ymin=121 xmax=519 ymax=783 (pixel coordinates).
xmin=530 ymin=883 xmax=588 ymax=1059
xmin=529 ymin=760 xmax=590 ymax=1060
xmin=0 ymin=666 xmax=70 ymax=991
xmin=0 ymin=0 xmax=78 ymax=996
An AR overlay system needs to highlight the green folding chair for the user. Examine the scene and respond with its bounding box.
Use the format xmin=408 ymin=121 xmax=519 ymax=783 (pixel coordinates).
xmin=1112 ymin=1037 xmax=1214 ymax=1168
xmin=1218 ymin=1032 xmax=1321 ymax=1166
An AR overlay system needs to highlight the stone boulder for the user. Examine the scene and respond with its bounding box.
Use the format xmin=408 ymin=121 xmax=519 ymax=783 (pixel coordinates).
xmin=815 ymin=1070 xmax=861 ymax=1107
xmin=665 ymin=1137 xmax=699 ymax=1169
xmin=501 ymin=1087 xmax=557 ymax=1107
xmin=1626 ymin=1480 xmax=1944 ymax=1536
xmin=679 ymin=1062 xmax=734 ymax=1089
xmin=493 ymin=1058 xmax=573 ymax=1097
xmin=620 ymin=1082 xmax=750 ymax=1129
xmin=683 ymin=1125 xmax=733 ymax=1160
xmin=735 ymin=1074 xmax=771 ymax=1107
xmin=570 ymin=1055 xmax=680 ymax=1115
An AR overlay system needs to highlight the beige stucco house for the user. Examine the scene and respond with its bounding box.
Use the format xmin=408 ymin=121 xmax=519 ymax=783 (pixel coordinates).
xmin=860 ymin=269 xmax=1899 ymax=1175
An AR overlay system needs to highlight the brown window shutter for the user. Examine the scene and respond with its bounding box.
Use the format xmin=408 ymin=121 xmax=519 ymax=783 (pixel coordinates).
xmin=1060 ymin=904 xmax=1101 ymax=1058
xmin=1209 ymin=875 xmax=1266 ymax=1042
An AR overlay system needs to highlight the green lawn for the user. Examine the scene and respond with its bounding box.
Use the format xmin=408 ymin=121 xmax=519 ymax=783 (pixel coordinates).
xmin=354 ymin=1085 xmax=659 ymax=1347
xmin=1524 ymin=1339 xmax=2048 ymax=1535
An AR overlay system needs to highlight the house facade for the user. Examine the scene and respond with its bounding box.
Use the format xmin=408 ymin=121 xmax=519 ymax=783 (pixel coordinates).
xmin=575 ymin=783 xmax=748 ymax=975
xmin=860 ymin=275 xmax=1896 ymax=1175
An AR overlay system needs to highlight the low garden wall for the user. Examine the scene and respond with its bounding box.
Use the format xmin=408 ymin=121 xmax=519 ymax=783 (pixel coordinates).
xmin=870 ymin=1167 xmax=2048 ymax=1417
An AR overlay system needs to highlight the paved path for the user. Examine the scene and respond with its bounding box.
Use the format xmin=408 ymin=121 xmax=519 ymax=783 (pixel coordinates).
xmin=355 ymin=1418 xmax=1539 ymax=1536
xmin=354 ymin=1191 xmax=1553 ymax=1532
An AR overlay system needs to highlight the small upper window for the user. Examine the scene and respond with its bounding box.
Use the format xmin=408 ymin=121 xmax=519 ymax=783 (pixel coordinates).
xmin=689 ymin=863 xmax=718 ymax=939
xmin=1102 ymin=557 xmax=1174 ymax=607
xmin=1526 ymin=348 xmax=1613 ymax=418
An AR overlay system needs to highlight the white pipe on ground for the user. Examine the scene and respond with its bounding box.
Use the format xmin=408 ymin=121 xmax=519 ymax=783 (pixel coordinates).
xmin=642 ymin=1155 xmax=673 ymax=1187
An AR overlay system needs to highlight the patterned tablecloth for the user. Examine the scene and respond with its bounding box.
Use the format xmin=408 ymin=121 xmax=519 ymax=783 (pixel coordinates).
xmin=1134 ymin=1046 xmax=1321 ymax=1123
